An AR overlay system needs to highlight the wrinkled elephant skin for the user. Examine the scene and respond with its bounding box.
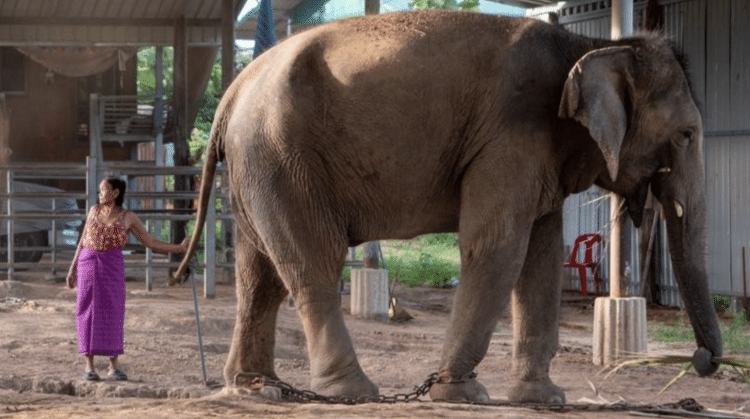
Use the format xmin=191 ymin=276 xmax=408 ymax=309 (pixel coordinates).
xmin=174 ymin=11 xmax=721 ymax=404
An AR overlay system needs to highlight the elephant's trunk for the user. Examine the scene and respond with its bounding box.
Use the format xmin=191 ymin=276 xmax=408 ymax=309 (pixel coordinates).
xmin=657 ymin=170 xmax=722 ymax=375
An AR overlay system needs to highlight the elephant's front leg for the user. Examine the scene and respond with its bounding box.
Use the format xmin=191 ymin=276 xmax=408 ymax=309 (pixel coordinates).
xmin=429 ymin=217 xmax=534 ymax=402
xmin=508 ymin=210 xmax=565 ymax=404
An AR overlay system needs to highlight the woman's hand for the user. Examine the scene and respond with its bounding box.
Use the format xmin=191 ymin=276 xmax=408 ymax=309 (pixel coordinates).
xmin=66 ymin=270 xmax=76 ymax=289
xmin=178 ymin=237 xmax=191 ymax=254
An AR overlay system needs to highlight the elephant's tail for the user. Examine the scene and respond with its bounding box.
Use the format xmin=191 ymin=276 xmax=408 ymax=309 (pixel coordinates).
xmin=170 ymin=122 xmax=223 ymax=286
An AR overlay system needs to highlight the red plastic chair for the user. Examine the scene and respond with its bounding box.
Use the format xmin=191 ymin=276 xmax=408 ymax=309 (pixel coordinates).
xmin=564 ymin=234 xmax=602 ymax=296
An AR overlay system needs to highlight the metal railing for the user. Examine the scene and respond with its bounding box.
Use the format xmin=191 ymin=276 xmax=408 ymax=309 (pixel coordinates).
xmin=1 ymin=158 xmax=232 ymax=298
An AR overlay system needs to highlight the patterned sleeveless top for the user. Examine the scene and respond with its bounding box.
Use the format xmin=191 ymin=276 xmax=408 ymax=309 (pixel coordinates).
xmin=81 ymin=205 xmax=129 ymax=251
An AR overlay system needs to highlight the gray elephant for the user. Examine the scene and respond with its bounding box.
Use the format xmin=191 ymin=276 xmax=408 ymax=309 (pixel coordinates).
xmin=174 ymin=10 xmax=721 ymax=404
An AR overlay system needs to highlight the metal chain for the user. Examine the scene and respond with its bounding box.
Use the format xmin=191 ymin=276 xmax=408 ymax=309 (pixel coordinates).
xmin=240 ymin=372 xmax=742 ymax=417
xmin=237 ymin=372 xmax=439 ymax=404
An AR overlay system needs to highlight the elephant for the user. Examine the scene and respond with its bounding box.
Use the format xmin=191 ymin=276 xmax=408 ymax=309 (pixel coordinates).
xmin=174 ymin=10 xmax=722 ymax=404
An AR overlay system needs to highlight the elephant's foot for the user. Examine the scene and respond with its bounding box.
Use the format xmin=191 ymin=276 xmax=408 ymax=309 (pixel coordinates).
xmin=508 ymin=379 xmax=565 ymax=404
xmin=221 ymin=383 xmax=284 ymax=401
xmin=429 ymin=378 xmax=489 ymax=402
xmin=310 ymin=370 xmax=379 ymax=398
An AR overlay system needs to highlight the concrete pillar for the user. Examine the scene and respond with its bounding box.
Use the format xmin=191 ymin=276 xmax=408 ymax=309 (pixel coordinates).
xmin=593 ymin=297 xmax=647 ymax=365
xmin=350 ymin=268 xmax=389 ymax=322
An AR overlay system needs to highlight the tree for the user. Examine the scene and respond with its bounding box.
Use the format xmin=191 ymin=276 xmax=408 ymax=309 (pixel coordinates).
xmin=409 ymin=0 xmax=479 ymax=11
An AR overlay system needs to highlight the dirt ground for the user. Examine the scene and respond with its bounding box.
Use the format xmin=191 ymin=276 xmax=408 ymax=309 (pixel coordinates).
xmin=1 ymin=267 xmax=749 ymax=419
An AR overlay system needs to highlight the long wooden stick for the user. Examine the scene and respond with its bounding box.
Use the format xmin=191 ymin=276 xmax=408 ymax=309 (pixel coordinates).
xmin=742 ymin=247 xmax=748 ymax=316
xmin=640 ymin=211 xmax=660 ymax=298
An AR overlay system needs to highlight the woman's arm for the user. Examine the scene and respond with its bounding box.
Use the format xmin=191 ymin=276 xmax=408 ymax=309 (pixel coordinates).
xmin=66 ymin=205 xmax=96 ymax=288
xmin=125 ymin=211 xmax=189 ymax=254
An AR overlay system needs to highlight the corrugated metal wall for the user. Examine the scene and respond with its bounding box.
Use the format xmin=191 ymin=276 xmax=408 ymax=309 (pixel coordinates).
xmin=562 ymin=190 xmax=642 ymax=297
xmin=553 ymin=0 xmax=750 ymax=305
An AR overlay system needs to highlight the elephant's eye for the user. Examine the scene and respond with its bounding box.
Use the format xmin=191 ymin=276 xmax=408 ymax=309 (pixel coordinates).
xmin=673 ymin=130 xmax=693 ymax=148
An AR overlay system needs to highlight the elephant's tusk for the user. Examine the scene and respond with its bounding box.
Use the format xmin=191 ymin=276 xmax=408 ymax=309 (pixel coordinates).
xmin=674 ymin=201 xmax=684 ymax=218
xmin=657 ymin=167 xmax=672 ymax=173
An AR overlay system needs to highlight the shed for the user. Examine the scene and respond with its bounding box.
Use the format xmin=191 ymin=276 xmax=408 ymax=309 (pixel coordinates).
xmin=533 ymin=0 xmax=750 ymax=307
xmin=0 ymin=0 xmax=250 ymax=175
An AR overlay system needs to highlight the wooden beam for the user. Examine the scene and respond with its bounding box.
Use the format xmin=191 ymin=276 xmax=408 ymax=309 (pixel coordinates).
xmin=0 ymin=16 xmax=221 ymax=27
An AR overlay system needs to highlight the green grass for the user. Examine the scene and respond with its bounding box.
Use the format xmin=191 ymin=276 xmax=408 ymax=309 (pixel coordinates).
xmin=342 ymin=233 xmax=461 ymax=288
xmin=651 ymin=308 xmax=750 ymax=355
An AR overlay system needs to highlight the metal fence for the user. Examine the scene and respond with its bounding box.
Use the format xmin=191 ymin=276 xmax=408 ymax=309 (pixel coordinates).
xmin=1 ymin=157 xmax=233 ymax=298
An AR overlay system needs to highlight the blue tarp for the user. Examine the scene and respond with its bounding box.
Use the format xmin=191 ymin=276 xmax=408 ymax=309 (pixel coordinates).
xmin=253 ymin=0 xmax=278 ymax=59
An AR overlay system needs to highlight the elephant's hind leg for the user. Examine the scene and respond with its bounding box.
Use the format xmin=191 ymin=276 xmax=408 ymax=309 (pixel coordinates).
xmin=224 ymin=237 xmax=288 ymax=387
xmin=274 ymin=247 xmax=379 ymax=397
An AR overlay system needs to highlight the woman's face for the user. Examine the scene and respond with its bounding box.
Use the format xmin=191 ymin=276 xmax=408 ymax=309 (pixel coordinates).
xmin=98 ymin=180 xmax=118 ymax=205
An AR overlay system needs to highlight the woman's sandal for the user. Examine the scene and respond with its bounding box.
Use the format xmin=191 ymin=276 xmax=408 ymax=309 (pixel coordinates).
xmin=82 ymin=371 xmax=100 ymax=381
xmin=108 ymin=369 xmax=128 ymax=381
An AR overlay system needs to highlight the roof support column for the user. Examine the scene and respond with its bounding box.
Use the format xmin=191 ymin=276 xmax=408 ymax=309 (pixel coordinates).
xmin=365 ymin=0 xmax=379 ymax=15
xmin=222 ymin=0 xmax=236 ymax=92
xmin=172 ymin=15 xmax=193 ymax=290
xmin=609 ymin=0 xmax=632 ymax=298
xmin=593 ymin=0 xmax=645 ymax=368
xmin=611 ymin=0 xmax=634 ymax=40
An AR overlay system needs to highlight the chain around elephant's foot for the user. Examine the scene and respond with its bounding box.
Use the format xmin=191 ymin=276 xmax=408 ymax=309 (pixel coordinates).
xmin=230 ymin=372 xmax=285 ymax=401
xmin=428 ymin=373 xmax=489 ymax=403
xmin=310 ymin=370 xmax=379 ymax=398
xmin=508 ymin=378 xmax=565 ymax=404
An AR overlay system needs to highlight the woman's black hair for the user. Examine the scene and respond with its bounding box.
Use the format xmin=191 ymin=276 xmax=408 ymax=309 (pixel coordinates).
xmin=104 ymin=177 xmax=127 ymax=207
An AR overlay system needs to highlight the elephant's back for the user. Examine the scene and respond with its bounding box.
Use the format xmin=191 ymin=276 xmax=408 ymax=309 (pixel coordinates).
xmin=216 ymin=11 xmax=572 ymax=239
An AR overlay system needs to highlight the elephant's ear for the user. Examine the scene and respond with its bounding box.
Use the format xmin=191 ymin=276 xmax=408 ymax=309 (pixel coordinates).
xmin=558 ymin=46 xmax=636 ymax=182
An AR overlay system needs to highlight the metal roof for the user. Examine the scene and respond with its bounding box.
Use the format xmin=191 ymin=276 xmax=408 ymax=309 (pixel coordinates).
xmin=0 ymin=0 xmax=248 ymax=46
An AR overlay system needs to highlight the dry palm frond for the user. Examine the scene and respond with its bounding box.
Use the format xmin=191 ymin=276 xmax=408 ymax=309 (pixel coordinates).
xmin=602 ymin=354 xmax=750 ymax=394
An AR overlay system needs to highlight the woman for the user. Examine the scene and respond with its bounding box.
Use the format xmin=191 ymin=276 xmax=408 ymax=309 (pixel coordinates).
xmin=66 ymin=177 xmax=190 ymax=381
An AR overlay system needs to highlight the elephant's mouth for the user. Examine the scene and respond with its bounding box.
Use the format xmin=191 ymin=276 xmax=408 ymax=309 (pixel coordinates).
xmin=624 ymin=180 xmax=649 ymax=228
xmin=625 ymin=166 xmax=680 ymax=228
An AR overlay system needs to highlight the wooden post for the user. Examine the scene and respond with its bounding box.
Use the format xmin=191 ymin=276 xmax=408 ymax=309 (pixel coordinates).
xmin=0 ymin=94 xmax=10 ymax=279
xmin=362 ymin=242 xmax=380 ymax=269
xmin=173 ymin=16 xmax=188 ymax=167
xmin=172 ymin=16 xmax=191 ymax=267
xmin=609 ymin=194 xmax=623 ymax=298
xmin=222 ymin=0 xmax=235 ymax=92
xmin=154 ymin=46 xmax=165 ymax=242
xmin=365 ymin=0 xmax=380 ymax=15
xmin=357 ymin=239 xmax=387 ymax=322
xmin=742 ymin=247 xmax=748 ymax=318
xmin=0 ymin=94 xmax=9 ymax=212
xmin=219 ymin=0 xmax=235 ymax=281
xmin=89 ymin=93 xmax=102 ymax=164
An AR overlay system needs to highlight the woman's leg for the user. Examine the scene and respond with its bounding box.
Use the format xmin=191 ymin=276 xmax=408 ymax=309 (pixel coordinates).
xmin=108 ymin=356 xmax=127 ymax=380
xmin=82 ymin=355 xmax=100 ymax=380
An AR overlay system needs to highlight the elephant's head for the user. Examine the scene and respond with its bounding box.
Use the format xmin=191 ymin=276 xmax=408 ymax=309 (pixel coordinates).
xmin=559 ymin=37 xmax=722 ymax=375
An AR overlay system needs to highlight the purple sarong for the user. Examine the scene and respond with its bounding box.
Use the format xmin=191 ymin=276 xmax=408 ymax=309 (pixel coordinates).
xmin=76 ymin=247 xmax=126 ymax=357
